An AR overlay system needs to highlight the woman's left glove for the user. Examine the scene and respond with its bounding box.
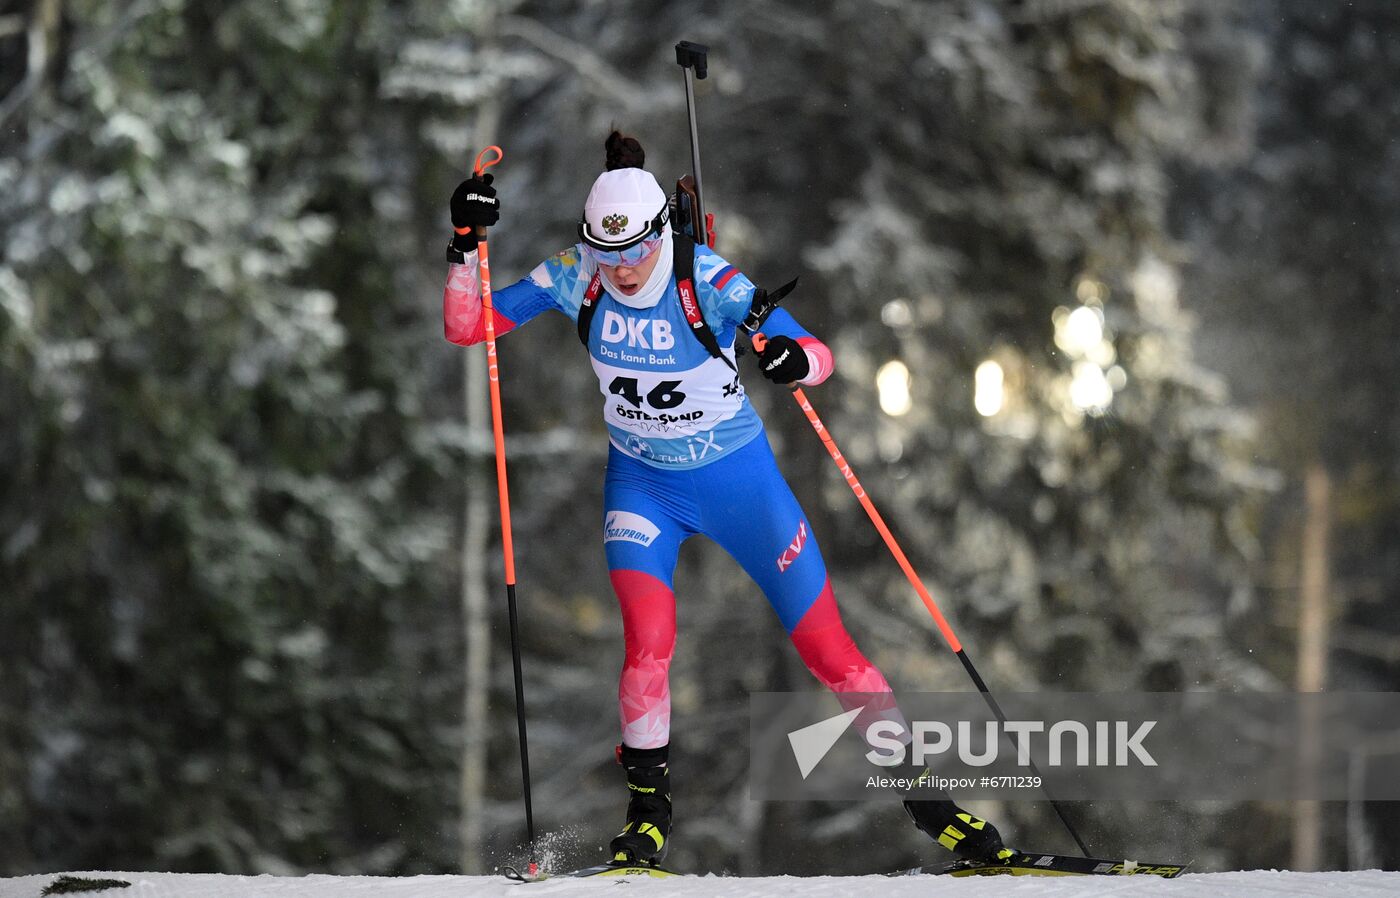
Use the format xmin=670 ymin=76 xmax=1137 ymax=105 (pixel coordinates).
xmin=757 ymin=334 xmax=810 ymax=384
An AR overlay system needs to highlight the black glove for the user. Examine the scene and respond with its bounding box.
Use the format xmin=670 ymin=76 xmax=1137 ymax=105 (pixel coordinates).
xmin=757 ymin=334 xmax=810 ymax=384
xmin=449 ymin=173 xmax=499 ymax=253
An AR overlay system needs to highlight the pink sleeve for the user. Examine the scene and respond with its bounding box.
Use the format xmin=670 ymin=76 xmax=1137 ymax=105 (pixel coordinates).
xmin=796 ymin=336 xmax=834 ymax=387
xmin=443 ymin=259 xmax=518 ymax=346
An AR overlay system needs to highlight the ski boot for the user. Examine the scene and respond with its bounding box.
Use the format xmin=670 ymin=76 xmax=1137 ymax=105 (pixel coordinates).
xmin=608 ymin=743 xmax=672 ymax=865
xmin=904 ymin=798 xmax=1013 ymax=863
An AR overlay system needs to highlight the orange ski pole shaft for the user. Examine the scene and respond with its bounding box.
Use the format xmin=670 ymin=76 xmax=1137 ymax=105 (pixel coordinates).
xmin=470 ymin=145 xmax=538 ymax=869
xmin=473 ymin=145 xmax=515 ymax=587
xmin=750 ymin=333 xmax=961 ymax=652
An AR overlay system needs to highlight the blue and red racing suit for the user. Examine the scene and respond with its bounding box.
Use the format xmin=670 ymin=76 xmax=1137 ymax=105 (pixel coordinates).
xmin=444 ymin=242 xmax=900 ymax=750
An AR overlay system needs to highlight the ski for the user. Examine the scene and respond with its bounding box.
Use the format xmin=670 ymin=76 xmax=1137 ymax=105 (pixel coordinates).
xmin=503 ymin=859 xmax=684 ymax=883
xmin=890 ymin=850 xmax=1189 ymax=878
xmin=503 ymin=851 xmax=1187 ymax=882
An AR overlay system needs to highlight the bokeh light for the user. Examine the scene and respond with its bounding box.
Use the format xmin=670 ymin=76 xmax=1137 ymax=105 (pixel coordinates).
xmin=876 ymin=360 xmax=913 ymax=417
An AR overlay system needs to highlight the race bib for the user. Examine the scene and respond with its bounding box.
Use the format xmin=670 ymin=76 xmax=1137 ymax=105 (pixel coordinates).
xmin=590 ymin=354 xmax=744 ymax=439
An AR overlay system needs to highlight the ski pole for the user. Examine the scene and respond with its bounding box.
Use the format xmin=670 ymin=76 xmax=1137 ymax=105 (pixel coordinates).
xmin=469 ymin=145 xmax=539 ymax=874
xmin=749 ymin=333 xmax=1093 ymax=859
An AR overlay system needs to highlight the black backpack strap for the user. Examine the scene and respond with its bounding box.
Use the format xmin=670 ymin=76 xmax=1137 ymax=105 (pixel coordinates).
xmin=577 ymin=269 xmax=606 ymax=346
xmin=674 ymin=237 xmax=737 ymax=372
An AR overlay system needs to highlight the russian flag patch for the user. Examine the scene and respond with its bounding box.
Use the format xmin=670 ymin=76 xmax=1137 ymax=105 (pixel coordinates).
xmin=710 ymin=265 xmax=739 ymax=291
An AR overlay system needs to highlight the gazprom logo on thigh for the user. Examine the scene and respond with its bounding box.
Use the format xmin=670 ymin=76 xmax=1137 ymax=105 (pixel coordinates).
xmin=604 ymin=511 xmax=661 ymax=547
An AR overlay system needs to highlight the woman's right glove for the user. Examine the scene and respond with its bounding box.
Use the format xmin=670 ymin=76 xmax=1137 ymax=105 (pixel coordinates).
xmin=757 ymin=334 xmax=810 ymax=385
xmin=448 ymin=173 xmax=500 ymax=256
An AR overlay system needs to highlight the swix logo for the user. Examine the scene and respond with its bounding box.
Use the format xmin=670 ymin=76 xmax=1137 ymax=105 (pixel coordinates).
xmin=678 ymin=283 xmax=702 ymax=325
xmin=600 ymin=310 xmax=675 ymax=350
xmin=776 ymin=521 xmax=808 ymax=573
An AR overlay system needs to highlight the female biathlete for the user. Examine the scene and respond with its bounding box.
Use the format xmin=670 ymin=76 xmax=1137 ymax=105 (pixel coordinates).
xmin=442 ymin=132 xmax=1011 ymax=868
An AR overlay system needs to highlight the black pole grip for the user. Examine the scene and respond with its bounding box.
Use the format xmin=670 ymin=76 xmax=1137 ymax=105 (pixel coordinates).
xmin=675 ymin=40 xmax=709 ymax=79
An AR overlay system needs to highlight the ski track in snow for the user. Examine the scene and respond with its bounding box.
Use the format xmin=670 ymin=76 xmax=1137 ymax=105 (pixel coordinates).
xmin=2 ymin=870 xmax=1398 ymax=898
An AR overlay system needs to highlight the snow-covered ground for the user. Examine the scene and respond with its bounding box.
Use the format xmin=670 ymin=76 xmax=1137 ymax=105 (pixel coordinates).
xmin=2 ymin=870 xmax=1397 ymax=897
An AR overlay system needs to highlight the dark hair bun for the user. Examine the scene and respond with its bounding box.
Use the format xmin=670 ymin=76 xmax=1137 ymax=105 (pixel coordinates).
xmin=605 ymin=130 xmax=646 ymax=170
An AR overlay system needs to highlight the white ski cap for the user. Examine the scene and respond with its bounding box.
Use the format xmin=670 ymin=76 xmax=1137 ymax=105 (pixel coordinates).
xmin=581 ymin=168 xmax=669 ymax=248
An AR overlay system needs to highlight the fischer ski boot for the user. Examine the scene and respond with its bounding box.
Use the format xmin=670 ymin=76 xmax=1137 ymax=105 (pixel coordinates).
xmin=608 ymin=743 xmax=672 ymax=865
xmin=904 ymin=798 xmax=1012 ymax=864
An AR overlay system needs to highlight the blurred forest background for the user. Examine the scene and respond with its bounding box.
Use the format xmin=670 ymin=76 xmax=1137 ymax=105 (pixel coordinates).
xmin=3 ymin=0 xmax=1398 ymax=879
